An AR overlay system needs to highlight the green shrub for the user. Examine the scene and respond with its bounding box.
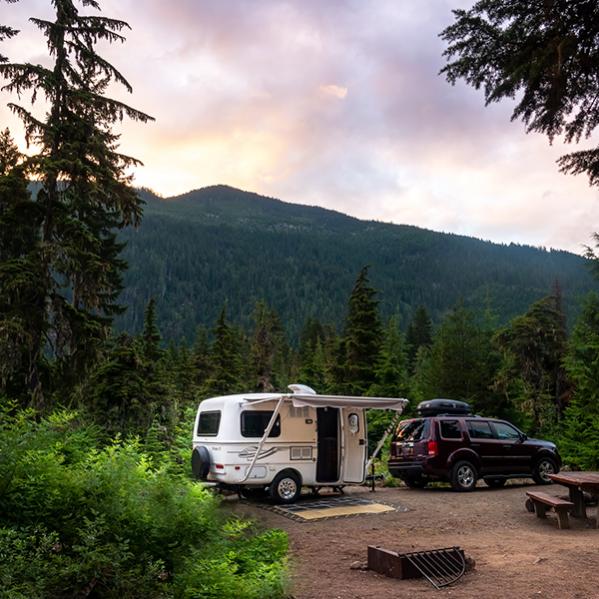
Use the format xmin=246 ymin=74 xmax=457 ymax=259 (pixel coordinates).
xmin=0 ymin=409 xmax=288 ymax=598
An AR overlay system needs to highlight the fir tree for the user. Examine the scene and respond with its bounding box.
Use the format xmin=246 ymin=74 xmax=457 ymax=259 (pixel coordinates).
xmin=341 ymin=266 xmax=382 ymax=395
xmin=250 ymin=301 xmax=287 ymax=392
xmin=0 ymin=0 xmax=153 ymax=405
xmin=369 ymin=316 xmax=409 ymax=398
xmin=0 ymin=129 xmax=46 ymax=401
xmin=494 ymin=294 xmax=568 ymax=433
xmin=405 ymin=305 xmax=433 ymax=372
xmin=441 ymin=0 xmax=599 ymax=187
xmin=0 ymin=1 xmax=20 ymax=63
xmin=140 ymin=298 xmax=162 ymax=363
xmin=560 ymin=293 xmax=599 ymax=469
xmin=428 ymin=302 xmax=501 ymax=414
xmin=192 ymin=325 xmax=211 ymax=390
xmin=205 ymin=306 xmax=245 ymax=396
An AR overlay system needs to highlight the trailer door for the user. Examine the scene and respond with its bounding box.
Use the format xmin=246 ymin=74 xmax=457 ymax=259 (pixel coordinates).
xmin=342 ymin=408 xmax=367 ymax=483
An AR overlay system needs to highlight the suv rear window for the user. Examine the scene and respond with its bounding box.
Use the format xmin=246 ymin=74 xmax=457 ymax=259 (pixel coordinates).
xmin=440 ymin=420 xmax=462 ymax=439
xmin=197 ymin=411 xmax=221 ymax=436
xmin=467 ymin=420 xmax=494 ymax=439
xmin=396 ymin=419 xmax=429 ymax=442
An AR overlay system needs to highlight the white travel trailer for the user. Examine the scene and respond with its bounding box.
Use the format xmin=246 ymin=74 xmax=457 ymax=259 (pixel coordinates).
xmin=191 ymin=384 xmax=408 ymax=503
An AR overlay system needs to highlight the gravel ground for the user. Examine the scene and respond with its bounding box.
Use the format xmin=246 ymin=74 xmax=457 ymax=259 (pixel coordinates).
xmin=230 ymin=480 xmax=599 ymax=599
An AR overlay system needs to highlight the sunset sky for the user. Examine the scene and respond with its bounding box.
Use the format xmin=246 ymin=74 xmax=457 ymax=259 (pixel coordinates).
xmin=1 ymin=0 xmax=599 ymax=253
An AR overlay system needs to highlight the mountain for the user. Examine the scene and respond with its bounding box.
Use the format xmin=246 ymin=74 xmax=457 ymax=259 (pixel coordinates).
xmin=117 ymin=185 xmax=597 ymax=342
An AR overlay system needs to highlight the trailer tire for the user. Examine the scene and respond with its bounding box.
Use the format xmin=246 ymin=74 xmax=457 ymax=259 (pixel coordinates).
xmin=269 ymin=470 xmax=302 ymax=504
xmin=191 ymin=446 xmax=211 ymax=480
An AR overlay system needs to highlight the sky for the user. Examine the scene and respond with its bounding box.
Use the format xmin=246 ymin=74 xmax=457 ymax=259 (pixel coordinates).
xmin=1 ymin=0 xmax=599 ymax=253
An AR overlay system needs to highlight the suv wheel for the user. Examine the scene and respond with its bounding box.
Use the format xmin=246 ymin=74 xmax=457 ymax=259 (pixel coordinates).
xmin=532 ymin=457 xmax=557 ymax=485
xmin=450 ymin=460 xmax=477 ymax=492
xmin=403 ymin=477 xmax=427 ymax=489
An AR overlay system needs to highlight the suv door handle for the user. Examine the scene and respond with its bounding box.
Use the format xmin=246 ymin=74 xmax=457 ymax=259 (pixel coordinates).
xmin=502 ymin=444 xmax=512 ymax=449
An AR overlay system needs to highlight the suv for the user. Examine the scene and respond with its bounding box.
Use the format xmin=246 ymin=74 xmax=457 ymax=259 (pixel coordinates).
xmin=387 ymin=399 xmax=561 ymax=491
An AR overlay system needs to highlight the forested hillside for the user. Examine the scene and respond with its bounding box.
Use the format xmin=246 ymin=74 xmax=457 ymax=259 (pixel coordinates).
xmin=118 ymin=185 xmax=597 ymax=342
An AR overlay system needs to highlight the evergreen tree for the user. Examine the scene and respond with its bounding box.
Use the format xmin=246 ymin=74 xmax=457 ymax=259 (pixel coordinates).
xmin=367 ymin=316 xmax=410 ymax=453
xmin=0 ymin=129 xmax=46 ymax=401
xmin=405 ymin=305 xmax=433 ymax=372
xmin=249 ymin=301 xmax=288 ymax=392
xmin=494 ymin=293 xmax=568 ymax=433
xmin=205 ymin=306 xmax=245 ymax=396
xmin=369 ymin=316 xmax=409 ymax=398
xmin=428 ymin=302 xmax=498 ymax=412
xmin=192 ymin=325 xmax=211 ymax=390
xmin=298 ymin=317 xmax=334 ymax=392
xmin=140 ymin=298 xmax=163 ymax=363
xmin=0 ymin=1 xmax=19 ymax=63
xmin=340 ymin=266 xmax=382 ymax=395
xmin=89 ymin=334 xmax=156 ymax=437
xmin=560 ymin=293 xmax=599 ymax=469
xmin=441 ymin=0 xmax=599 ymax=187
xmin=0 ymin=0 xmax=153 ymax=405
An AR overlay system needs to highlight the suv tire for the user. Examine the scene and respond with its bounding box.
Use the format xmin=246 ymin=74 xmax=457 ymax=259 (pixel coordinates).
xmin=450 ymin=460 xmax=477 ymax=492
xmin=532 ymin=456 xmax=557 ymax=485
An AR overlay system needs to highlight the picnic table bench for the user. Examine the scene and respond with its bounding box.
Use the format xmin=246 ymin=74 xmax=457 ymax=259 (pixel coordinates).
xmin=549 ymin=472 xmax=599 ymax=527
xmin=525 ymin=490 xmax=574 ymax=530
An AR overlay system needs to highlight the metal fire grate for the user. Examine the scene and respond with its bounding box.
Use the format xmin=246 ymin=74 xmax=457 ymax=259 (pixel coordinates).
xmin=403 ymin=546 xmax=466 ymax=589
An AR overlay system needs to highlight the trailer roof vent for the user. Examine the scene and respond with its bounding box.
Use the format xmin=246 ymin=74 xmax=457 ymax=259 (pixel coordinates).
xmin=417 ymin=399 xmax=472 ymax=417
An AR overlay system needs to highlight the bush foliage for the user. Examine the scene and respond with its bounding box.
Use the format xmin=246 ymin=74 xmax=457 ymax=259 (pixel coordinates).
xmin=0 ymin=409 xmax=288 ymax=598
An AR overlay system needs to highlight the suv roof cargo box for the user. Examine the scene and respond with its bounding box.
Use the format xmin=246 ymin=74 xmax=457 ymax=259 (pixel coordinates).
xmin=417 ymin=399 xmax=472 ymax=417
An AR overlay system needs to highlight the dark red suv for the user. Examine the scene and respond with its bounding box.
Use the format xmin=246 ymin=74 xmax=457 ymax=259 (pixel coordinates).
xmin=387 ymin=400 xmax=561 ymax=491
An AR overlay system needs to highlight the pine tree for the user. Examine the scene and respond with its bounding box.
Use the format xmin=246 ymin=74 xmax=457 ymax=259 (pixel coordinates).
xmin=405 ymin=305 xmax=433 ymax=372
xmin=192 ymin=325 xmax=211 ymax=390
xmin=560 ymin=293 xmax=599 ymax=469
xmin=249 ymin=301 xmax=288 ymax=392
xmin=369 ymin=316 xmax=409 ymax=398
xmin=494 ymin=294 xmax=568 ymax=433
xmin=205 ymin=306 xmax=245 ymax=396
xmin=0 ymin=0 xmax=153 ymax=405
xmin=428 ymin=302 xmax=497 ymax=411
xmin=0 ymin=1 xmax=20 ymax=63
xmin=0 ymin=129 xmax=46 ymax=401
xmin=441 ymin=1 xmax=599 ymax=188
xmin=140 ymin=298 xmax=163 ymax=363
xmin=340 ymin=266 xmax=382 ymax=395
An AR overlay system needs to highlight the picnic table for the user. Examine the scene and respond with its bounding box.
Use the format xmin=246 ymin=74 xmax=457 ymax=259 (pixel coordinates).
xmin=548 ymin=472 xmax=599 ymax=526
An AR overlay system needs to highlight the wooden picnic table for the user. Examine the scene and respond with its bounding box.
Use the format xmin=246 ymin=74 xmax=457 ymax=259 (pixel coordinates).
xmin=548 ymin=472 xmax=599 ymax=525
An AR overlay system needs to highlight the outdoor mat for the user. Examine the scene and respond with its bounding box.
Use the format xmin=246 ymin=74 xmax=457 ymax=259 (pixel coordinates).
xmin=252 ymin=495 xmax=409 ymax=522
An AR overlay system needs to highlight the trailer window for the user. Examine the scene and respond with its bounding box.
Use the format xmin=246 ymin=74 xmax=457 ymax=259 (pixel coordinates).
xmin=241 ymin=411 xmax=281 ymax=438
xmin=197 ymin=411 xmax=221 ymax=436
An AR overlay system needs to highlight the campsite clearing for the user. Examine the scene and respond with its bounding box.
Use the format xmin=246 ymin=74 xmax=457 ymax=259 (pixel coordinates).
xmin=231 ymin=481 xmax=599 ymax=598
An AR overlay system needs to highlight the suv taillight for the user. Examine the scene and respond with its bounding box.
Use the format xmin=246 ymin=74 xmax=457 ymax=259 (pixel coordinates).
xmin=427 ymin=440 xmax=438 ymax=457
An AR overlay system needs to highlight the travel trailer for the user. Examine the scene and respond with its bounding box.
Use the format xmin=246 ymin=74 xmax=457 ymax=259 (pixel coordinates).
xmin=191 ymin=384 xmax=408 ymax=503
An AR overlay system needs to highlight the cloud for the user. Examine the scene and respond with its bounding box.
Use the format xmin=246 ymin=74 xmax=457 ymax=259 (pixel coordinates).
xmin=0 ymin=0 xmax=598 ymax=253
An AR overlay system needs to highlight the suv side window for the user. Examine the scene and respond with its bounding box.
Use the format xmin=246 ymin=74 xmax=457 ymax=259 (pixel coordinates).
xmin=493 ymin=421 xmax=521 ymax=440
xmin=439 ymin=420 xmax=462 ymax=439
xmin=467 ymin=420 xmax=494 ymax=439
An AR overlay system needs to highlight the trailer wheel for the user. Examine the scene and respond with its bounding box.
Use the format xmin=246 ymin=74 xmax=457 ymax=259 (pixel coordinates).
xmin=269 ymin=470 xmax=301 ymax=504
xmin=191 ymin=446 xmax=211 ymax=480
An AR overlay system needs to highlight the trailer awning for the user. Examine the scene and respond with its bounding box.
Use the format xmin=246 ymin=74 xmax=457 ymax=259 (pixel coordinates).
xmin=243 ymin=393 xmax=408 ymax=411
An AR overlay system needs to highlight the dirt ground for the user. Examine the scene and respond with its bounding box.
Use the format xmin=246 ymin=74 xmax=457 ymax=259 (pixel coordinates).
xmin=229 ymin=481 xmax=599 ymax=599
